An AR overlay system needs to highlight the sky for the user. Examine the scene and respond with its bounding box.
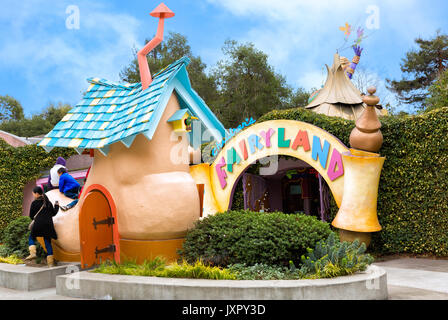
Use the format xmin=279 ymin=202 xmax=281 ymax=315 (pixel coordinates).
xmin=0 ymin=0 xmax=447 ymax=117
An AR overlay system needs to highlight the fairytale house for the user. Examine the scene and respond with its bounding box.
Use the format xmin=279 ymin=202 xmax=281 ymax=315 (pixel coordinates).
xmin=38 ymin=4 xmax=226 ymax=267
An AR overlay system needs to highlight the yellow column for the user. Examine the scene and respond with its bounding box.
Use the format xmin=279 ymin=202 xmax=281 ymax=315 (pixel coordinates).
xmin=331 ymin=149 xmax=385 ymax=246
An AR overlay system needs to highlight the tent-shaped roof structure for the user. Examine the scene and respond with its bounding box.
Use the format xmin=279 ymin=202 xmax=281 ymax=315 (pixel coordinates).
xmin=305 ymin=53 xmax=380 ymax=120
xmin=39 ymin=57 xmax=227 ymax=155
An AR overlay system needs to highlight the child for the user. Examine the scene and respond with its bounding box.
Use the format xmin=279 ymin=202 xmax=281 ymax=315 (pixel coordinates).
xmin=47 ymin=157 xmax=66 ymax=190
xmin=57 ymin=167 xmax=81 ymax=211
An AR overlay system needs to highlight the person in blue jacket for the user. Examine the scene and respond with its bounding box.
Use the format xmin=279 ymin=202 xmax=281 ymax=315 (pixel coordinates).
xmin=57 ymin=167 xmax=81 ymax=211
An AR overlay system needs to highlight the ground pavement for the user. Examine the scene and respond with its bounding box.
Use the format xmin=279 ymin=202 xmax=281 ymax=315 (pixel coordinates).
xmin=374 ymin=257 xmax=448 ymax=300
xmin=0 ymin=257 xmax=446 ymax=300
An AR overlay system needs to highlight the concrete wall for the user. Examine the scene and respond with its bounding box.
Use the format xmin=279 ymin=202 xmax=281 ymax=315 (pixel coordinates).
xmin=56 ymin=265 xmax=388 ymax=300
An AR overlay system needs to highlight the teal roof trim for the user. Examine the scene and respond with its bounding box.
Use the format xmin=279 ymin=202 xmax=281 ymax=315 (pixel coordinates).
xmin=38 ymin=56 xmax=226 ymax=155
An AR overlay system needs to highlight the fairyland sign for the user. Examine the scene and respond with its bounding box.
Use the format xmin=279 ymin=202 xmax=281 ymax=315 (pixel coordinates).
xmin=209 ymin=120 xmax=350 ymax=212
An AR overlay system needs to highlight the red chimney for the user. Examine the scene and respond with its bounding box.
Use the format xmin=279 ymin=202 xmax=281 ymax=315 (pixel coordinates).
xmin=138 ymin=3 xmax=175 ymax=91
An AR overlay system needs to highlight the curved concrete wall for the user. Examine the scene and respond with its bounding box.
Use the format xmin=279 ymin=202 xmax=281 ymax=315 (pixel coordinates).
xmin=56 ymin=265 xmax=388 ymax=300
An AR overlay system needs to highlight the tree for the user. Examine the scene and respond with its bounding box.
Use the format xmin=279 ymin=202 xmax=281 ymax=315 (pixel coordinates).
xmin=42 ymin=102 xmax=72 ymax=127
xmin=0 ymin=95 xmax=24 ymax=122
xmin=212 ymin=40 xmax=292 ymax=128
xmin=0 ymin=116 xmax=52 ymax=137
xmin=352 ymin=66 xmax=396 ymax=113
xmin=0 ymin=101 xmax=72 ymax=137
xmin=426 ymin=68 xmax=448 ymax=112
xmin=289 ymin=87 xmax=311 ymax=108
xmin=386 ymin=31 xmax=448 ymax=109
xmin=120 ymin=32 xmax=219 ymax=105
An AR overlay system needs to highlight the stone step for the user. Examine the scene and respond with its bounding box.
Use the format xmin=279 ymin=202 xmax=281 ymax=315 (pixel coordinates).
xmin=0 ymin=262 xmax=80 ymax=291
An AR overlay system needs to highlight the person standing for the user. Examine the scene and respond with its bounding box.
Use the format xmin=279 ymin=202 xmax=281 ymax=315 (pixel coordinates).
xmin=47 ymin=157 xmax=66 ymax=190
xmin=25 ymin=186 xmax=58 ymax=267
xmin=57 ymin=167 xmax=81 ymax=211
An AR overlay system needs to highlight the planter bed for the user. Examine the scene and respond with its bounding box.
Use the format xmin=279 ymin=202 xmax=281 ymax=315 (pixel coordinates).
xmin=55 ymin=265 xmax=387 ymax=300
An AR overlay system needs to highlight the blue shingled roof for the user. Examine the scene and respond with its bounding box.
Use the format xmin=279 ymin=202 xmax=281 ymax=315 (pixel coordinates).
xmin=39 ymin=57 xmax=226 ymax=155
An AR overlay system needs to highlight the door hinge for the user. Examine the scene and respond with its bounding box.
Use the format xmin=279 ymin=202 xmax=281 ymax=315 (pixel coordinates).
xmin=95 ymin=244 xmax=116 ymax=259
xmin=92 ymin=216 xmax=114 ymax=230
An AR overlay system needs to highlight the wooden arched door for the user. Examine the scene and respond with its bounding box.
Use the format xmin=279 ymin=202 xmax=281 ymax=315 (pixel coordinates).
xmin=79 ymin=185 xmax=120 ymax=269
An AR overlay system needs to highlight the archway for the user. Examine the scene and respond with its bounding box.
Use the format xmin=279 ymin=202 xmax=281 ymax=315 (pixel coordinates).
xmin=79 ymin=184 xmax=120 ymax=269
xmin=210 ymin=120 xmax=349 ymax=212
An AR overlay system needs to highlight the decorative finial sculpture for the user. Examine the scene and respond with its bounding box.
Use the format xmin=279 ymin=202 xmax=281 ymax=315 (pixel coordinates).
xmin=332 ymin=85 xmax=385 ymax=247
xmin=349 ymin=86 xmax=383 ymax=152
xmin=138 ymin=3 xmax=175 ymax=90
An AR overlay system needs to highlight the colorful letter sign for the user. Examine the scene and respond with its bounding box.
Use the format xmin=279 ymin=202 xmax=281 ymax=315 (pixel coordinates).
xmin=210 ymin=120 xmax=350 ymax=212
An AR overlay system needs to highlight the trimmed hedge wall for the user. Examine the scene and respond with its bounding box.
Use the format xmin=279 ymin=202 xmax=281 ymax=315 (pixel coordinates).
xmin=257 ymin=107 xmax=448 ymax=256
xmin=0 ymin=140 xmax=75 ymax=233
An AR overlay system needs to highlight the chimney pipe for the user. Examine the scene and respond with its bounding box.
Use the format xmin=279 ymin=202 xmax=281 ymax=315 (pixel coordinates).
xmin=138 ymin=3 xmax=175 ymax=91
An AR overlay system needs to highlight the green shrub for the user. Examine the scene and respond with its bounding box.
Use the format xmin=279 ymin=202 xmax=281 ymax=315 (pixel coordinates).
xmin=1 ymin=216 xmax=32 ymax=257
xmin=0 ymin=254 xmax=23 ymax=265
xmin=1 ymin=216 xmax=45 ymax=258
xmin=93 ymin=257 xmax=166 ymax=275
xmin=298 ymin=233 xmax=374 ymax=279
xmin=0 ymin=244 xmax=8 ymax=257
xmin=258 ymin=107 xmax=448 ymax=256
xmin=179 ymin=210 xmax=334 ymax=267
xmin=159 ymin=260 xmax=236 ymax=280
xmin=228 ymin=263 xmax=298 ymax=280
xmin=0 ymin=140 xmax=75 ymax=233
xmin=93 ymin=258 xmax=236 ymax=280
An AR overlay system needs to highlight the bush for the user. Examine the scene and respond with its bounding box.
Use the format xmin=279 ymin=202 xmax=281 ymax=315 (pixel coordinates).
xmin=1 ymin=216 xmax=45 ymax=259
xmin=179 ymin=210 xmax=334 ymax=267
xmin=228 ymin=263 xmax=298 ymax=280
xmin=1 ymin=216 xmax=32 ymax=257
xmin=298 ymin=233 xmax=374 ymax=279
xmin=0 ymin=245 xmax=8 ymax=257
xmin=426 ymin=69 xmax=448 ymax=112
xmin=258 ymin=107 xmax=448 ymax=256
xmin=0 ymin=254 xmax=23 ymax=265
xmin=93 ymin=258 xmax=236 ymax=280
xmin=0 ymin=139 xmax=75 ymax=233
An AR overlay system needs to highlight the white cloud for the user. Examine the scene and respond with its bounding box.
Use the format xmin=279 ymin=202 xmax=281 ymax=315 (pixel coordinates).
xmin=0 ymin=0 xmax=143 ymax=113
xmin=297 ymin=69 xmax=326 ymax=91
xmin=206 ymin=0 xmax=442 ymax=113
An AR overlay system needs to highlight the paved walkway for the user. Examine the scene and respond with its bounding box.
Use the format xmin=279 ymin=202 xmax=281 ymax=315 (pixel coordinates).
xmin=0 ymin=286 xmax=82 ymax=300
xmin=374 ymin=257 xmax=448 ymax=300
xmin=0 ymin=257 xmax=446 ymax=300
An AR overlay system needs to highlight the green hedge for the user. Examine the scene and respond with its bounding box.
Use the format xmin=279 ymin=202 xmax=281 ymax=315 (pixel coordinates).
xmin=0 ymin=140 xmax=75 ymax=232
xmin=179 ymin=210 xmax=334 ymax=267
xmin=257 ymin=107 xmax=448 ymax=256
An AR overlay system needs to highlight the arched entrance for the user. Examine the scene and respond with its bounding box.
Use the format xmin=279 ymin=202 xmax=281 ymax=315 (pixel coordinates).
xmin=229 ymin=155 xmax=332 ymax=220
xmin=210 ymin=120 xmax=349 ymax=212
xmin=79 ymin=184 xmax=120 ymax=269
